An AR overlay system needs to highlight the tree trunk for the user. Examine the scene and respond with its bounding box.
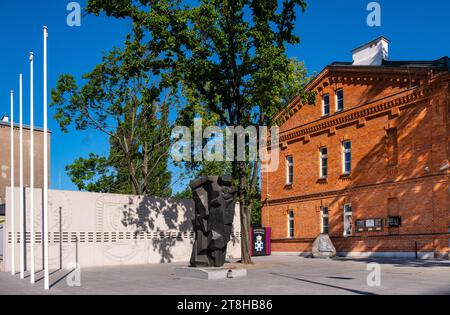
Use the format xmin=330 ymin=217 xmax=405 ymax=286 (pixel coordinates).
xmin=240 ymin=201 xmax=252 ymax=264
xmin=236 ymin=161 xmax=252 ymax=264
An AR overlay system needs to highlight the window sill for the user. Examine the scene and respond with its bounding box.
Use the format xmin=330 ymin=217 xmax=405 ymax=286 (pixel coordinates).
xmin=340 ymin=173 xmax=352 ymax=179
xmin=284 ymin=184 xmax=293 ymax=190
xmin=317 ymin=177 xmax=328 ymax=184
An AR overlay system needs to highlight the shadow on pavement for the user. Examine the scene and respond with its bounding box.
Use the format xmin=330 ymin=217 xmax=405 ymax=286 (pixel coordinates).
xmin=270 ymin=272 xmax=377 ymax=295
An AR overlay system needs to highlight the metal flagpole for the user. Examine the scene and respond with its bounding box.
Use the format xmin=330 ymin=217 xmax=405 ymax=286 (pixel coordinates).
xmin=19 ymin=73 xmax=24 ymax=280
xmin=43 ymin=26 xmax=49 ymax=290
xmin=29 ymin=52 xmax=35 ymax=284
xmin=10 ymin=90 xmax=15 ymax=276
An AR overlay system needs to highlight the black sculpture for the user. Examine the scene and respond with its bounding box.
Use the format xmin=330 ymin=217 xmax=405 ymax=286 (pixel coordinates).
xmin=189 ymin=176 xmax=237 ymax=267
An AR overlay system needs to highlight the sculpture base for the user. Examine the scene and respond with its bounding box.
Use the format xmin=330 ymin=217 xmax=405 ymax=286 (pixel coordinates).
xmin=175 ymin=266 xmax=247 ymax=280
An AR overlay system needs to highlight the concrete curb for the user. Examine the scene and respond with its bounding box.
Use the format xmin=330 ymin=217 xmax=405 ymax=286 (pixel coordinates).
xmin=270 ymin=251 xmax=447 ymax=260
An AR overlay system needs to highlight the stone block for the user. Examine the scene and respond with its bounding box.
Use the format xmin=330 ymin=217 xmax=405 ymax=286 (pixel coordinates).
xmin=175 ymin=266 xmax=247 ymax=280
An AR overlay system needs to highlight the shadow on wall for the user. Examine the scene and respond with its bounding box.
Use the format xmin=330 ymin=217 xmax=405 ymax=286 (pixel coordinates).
xmin=121 ymin=196 xmax=194 ymax=263
xmin=327 ymin=85 xmax=449 ymax=254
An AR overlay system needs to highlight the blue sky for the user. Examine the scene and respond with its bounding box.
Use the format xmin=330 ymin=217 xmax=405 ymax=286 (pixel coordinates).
xmin=0 ymin=0 xmax=449 ymax=193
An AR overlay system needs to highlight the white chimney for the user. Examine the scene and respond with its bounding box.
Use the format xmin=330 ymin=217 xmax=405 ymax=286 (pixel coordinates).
xmin=1 ymin=115 xmax=9 ymax=123
xmin=352 ymin=36 xmax=389 ymax=66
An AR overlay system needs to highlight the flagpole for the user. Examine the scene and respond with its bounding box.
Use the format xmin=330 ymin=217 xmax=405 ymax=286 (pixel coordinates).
xmin=19 ymin=73 xmax=24 ymax=280
xmin=29 ymin=52 xmax=35 ymax=284
xmin=10 ymin=90 xmax=15 ymax=276
xmin=43 ymin=26 xmax=49 ymax=290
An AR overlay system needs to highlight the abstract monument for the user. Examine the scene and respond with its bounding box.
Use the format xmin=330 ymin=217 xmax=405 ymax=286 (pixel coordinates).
xmin=189 ymin=176 xmax=237 ymax=267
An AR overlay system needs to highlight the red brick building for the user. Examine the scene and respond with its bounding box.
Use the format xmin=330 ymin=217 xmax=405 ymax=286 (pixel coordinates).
xmin=261 ymin=37 xmax=450 ymax=258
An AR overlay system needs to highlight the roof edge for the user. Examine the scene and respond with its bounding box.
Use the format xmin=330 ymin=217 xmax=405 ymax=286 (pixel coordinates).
xmin=0 ymin=121 xmax=52 ymax=133
xmin=350 ymin=36 xmax=390 ymax=54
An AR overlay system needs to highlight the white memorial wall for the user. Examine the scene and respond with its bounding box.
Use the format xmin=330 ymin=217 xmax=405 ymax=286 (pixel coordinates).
xmin=3 ymin=188 xmax=241 ymax=271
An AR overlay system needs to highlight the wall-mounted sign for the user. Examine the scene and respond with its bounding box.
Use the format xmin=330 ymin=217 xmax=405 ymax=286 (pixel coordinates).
xmin=388 ymin=216 xmax=402 ymax=227
xmin=250 ymin=227 xmax=272 ymax=256
xmin=355 ymin=218 xmax=383 ymax=232
xmin=356 ymin=220 xmax=365 ymax=232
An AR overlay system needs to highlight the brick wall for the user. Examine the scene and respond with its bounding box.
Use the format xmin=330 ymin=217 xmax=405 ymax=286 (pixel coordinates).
xmin=0 ymin=123 xmax=50 ymax=205
xmin=262 ymin=68 xmax=450 ymax=256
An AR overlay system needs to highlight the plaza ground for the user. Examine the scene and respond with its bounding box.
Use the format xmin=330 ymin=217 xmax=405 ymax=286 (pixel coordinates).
xmin=0 ymin=255 xmax=449 ymax=295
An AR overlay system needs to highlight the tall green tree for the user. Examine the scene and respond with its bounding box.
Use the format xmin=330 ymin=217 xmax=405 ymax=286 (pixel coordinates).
xmin=85 ymin=0 xmax=314 ymax=264
xmin=51 ymin=29 xmax=174 ymax=196
xmin=177 ymin=1 xmax=313 ymax=264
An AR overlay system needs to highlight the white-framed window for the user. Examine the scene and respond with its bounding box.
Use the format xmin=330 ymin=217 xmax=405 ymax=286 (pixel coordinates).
xmin=343 ymin=204 xmax=353 ymax=237
xmin=322 ymin=94 xmax=330 ymax=116
xmin=336 ymin=89 xmax=344 ymax=112
xmin=286 ymin=156 xmax=294 ymax=185
xmin=321 ymin=206 xmax=329 ymax=234
xmin=342 ymin=140 xmax=352 ymax=174
xmin=288 ymin=210 xmax=295 ymax=238
xmin=320 ymin=147 xmax=328 ymax=179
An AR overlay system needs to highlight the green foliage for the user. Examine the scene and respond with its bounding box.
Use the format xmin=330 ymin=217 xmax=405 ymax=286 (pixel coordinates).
xmin=51 ymin=31 xmax=174 ymax=196
xmin=85 ymin=0 xmax=312 ymax=262
xmin=281 ymin=59 xmax=316 ymax=110
xmin=172 ymin=187 xmax=193 ymax=200
xmin=250 ymin=189 xmax=262 ymax=226
xmin=66 ymin=153 xmax=115 ymax=193
xmin=172 ymin=82 xmax=233 ymax=197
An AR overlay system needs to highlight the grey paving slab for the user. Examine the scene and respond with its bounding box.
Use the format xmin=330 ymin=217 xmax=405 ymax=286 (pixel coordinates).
xmin=0 ymin=256 xmax=449 ymax=295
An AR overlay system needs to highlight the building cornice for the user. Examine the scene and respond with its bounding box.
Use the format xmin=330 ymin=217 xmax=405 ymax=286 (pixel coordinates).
xmin=274 ymin=65 xmax=444 ymax=126
xmin=270 ymin=78 xmax=446 ymax=146
xmin=0 ymin=121 xmax=51 ymax=133
xmin=264 ymin=173 xmax=449 ymax=206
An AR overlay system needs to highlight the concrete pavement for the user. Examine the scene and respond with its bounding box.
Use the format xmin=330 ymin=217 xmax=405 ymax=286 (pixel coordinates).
xmin=0 ymin=256 xmax=449 ymax=295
